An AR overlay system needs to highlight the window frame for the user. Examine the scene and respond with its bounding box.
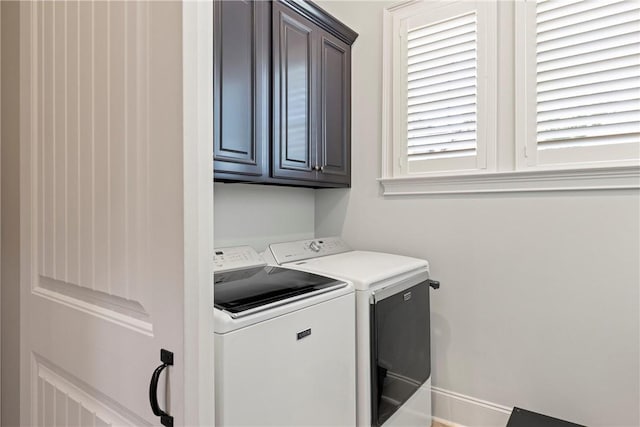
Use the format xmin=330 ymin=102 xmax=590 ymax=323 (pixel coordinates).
xmin=515 ymin=0 xmax=640 ymax=172
xmin=380 ymin=0 xmax=640 ymax=195
xmin=384 ymin=0 xmax=497 ymax=177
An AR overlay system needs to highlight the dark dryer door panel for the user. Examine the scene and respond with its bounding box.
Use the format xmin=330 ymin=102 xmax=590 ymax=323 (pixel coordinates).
xmin=272 ymin=2 xmax=318 ymax=181
xmin=214 ymin=0 xmax=269 ymax=178
xmin=318 ymin=32 xmax=351 ymax=185
xmin=370 ymin=281 xmax=431 ymax=427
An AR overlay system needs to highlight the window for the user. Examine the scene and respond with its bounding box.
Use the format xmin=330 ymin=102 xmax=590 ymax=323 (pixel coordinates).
xmin=385 ymin=0 xmax=496 ymax=176
xmin=381 ymin=0 xmax=640 ymax=194
xmin=517 ymin=0 xmax=640 ymax=170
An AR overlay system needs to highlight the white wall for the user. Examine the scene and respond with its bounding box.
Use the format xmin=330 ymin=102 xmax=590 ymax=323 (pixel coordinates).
xmin=214 ymin=183 xmax=315 ymax=252
xmin=315 ymin=1 xmax=640 ymax=426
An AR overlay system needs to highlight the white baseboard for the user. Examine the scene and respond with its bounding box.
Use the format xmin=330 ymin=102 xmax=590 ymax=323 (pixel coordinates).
xmin=433 ymin=415 xmax=467 ymax=427
xmin=432 ymin=386 xmax=513 ymax=427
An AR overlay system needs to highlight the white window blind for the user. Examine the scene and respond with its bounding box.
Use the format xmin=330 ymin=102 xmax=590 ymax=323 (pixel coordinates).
xmin=407 ymin=12 xmax=477 ymax=161
xmin=535 ymin=0 xmax=640 ymax=152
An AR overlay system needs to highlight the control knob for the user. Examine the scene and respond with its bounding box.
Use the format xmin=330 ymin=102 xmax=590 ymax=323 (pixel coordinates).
xmin=308 ymin=241 xmax=321 ymax=252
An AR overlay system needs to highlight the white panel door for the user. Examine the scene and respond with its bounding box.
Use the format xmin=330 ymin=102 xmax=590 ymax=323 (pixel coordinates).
xmin=18 ymin=1 xmax=214 ymax=426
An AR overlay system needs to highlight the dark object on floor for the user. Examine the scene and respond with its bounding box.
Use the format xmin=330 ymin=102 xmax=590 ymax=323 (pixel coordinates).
xmin=507 ymin=407 xmax=586 ymax=427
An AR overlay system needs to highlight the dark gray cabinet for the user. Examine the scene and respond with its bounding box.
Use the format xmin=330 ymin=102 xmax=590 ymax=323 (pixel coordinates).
xmin=213 ymin=0 xmax=269 ymax=181
xmin=317 ymin=31 xmax=351 ymax=185
xmin=214 ymin=0 xmax=357 ymax=188
xmin=272 ymin=4 xmax=318 ymax=182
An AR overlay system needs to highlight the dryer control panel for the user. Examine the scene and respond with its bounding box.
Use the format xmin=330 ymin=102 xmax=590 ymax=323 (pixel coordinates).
xmin=267 ymin=237 xmax=351 ymax=265
xmin=214 ymin=246 xmax=266 ymax=273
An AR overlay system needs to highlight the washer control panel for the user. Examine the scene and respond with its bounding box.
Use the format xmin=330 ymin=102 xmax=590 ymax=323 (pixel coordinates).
xmin=214 ymin=246 xmax=266 ymax=273
xmin=267 ymin=237 xmax=351 ymax=265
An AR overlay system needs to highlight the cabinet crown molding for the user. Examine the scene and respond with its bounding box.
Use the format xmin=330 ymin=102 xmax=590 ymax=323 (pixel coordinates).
xmin=279 ymin=0 xmax=359 ymax=45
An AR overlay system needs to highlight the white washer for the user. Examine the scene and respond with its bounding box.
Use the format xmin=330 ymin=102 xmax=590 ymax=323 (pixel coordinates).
xmin=214 ymin=245 xmax=356 ymax=426
xmin=264 ymin=238 xmax=439 ymax=427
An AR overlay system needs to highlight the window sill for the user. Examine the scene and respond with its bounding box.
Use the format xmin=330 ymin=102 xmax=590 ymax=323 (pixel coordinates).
xmin=378 ymin=165 xmax=640 ymax=195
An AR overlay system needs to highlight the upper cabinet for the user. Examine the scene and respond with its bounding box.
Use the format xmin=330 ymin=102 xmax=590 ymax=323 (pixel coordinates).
xmin=272 ymin=3 xmax=318 ymax=183
xmin=214 ymin=0 xmax=358 ymax=188
xmin=213 ymin=0 xmax=270 ymax=181
xmin=317 ymin=28 xmax=351 ymax=185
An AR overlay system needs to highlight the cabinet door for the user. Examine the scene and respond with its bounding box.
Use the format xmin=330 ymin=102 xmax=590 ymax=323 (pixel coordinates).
xmin=272 ymin=2 xmax=318 ymax=181
xmin=317 ymin=31 xmax=351 ymax=185
xmin=213 ymin=0 xmax=269 ymax=178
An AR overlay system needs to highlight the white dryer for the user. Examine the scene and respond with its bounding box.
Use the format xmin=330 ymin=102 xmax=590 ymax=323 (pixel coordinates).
xmin=214 ymin=245 xmax=356 ymax=426
xmin=264 ymin=238 xmax=439 ymax=427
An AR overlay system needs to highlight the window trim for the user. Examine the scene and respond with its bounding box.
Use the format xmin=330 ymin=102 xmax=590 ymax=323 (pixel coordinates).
xmin=381 ymin=0 xmax=640 ymax=195
xmin=378 ymin=164 xmax=640 ymax=195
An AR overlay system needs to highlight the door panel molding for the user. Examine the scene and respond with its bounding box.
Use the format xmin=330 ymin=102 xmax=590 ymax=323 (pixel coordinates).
xmin=28 ymin=0 xmax=154 ymax=340
xmin=31 ymin=353 xmax=151 ymax=427
xmin=34 ymin=276 xmax=152 ymax=336
xmin=35 ymin=0 xmax=150 ymax=307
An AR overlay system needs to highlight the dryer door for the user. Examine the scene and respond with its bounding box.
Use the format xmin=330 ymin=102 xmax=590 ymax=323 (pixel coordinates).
xmin=370 ymin=281 xmax=431 ymax=426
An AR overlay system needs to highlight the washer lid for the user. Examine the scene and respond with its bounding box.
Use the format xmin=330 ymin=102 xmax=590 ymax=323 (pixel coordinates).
xmin=289 ymin=251 xmax=429 ymax=290
xmin=214 ymin=265 xmax=346 ymax=318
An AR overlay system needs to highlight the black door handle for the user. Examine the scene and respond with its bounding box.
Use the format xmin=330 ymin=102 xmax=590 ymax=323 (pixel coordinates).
xmin=427 ymin=279 xmax=440 ymax=290
xmin=149 ymin=349 xmax=174 ymax=427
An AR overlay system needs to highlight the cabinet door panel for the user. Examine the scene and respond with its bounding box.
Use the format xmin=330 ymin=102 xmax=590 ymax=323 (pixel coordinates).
xmin=318 ymin=33 xmax=351 ymax=185
xmin=272 ymin=3 xmax=318 ymax=181
xmin=214 ymin=0 xmax=269 ymax=178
